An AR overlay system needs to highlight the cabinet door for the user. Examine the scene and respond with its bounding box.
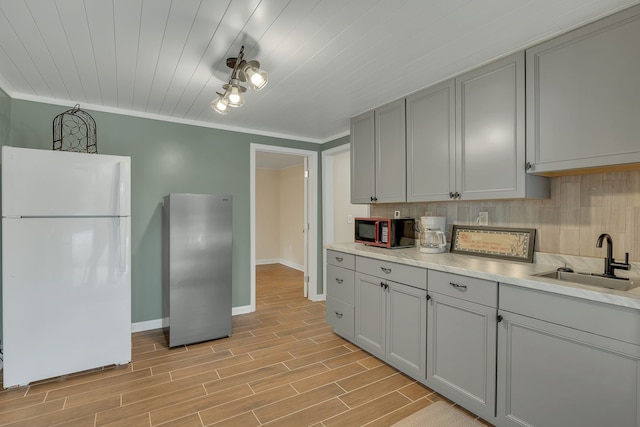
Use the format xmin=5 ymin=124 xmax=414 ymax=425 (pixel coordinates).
xmin=386 ymin=282 xmax=427 ymax=379
xmin=375 ymin=99 xmax=406 ymax=203
xmin=354 ymin=272 xmax=386 ymax=358
xmin=497 ymin=311 xmax=640 ymax=427
xmin=456 ymin=52 xmax=525 ymax=200
xmin=350 ymin=110 xmax=375 ymax=204
xmin=526 ymin=5 xmax=640 ymax=174
xmin=427 ymin=292 xmax=497 ymax=421
xmin=406 ymin=80 xmax=455 ymax=202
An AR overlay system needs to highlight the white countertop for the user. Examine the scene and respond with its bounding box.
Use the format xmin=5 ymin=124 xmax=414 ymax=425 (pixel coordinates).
xmin=326 ymin=243 xmax=640 ymax=310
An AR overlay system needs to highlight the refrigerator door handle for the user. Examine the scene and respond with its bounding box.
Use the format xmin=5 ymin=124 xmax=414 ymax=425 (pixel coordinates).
xmin=119 ymin=218 xmax=130 ymax=273
xmin=116 ymin=160 xmax=131 ymax=216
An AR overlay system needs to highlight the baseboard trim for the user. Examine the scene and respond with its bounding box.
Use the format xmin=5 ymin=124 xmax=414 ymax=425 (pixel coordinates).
xmin=131 ymin=304 xmax=255 ymax=332
xmin=256 ymin=259 xmax=304 ymax=272
xmin=232 ymin=304 xmax=254 ymax=316
xmin=279 ymin=259 xmax=304 ymax=272
xmin=256 ymin=258 xmax=279 ymax=265
xmin=131 ymin=319 xmax=164 ymax=333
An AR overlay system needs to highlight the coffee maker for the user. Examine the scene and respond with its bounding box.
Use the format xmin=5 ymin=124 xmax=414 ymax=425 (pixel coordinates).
xmin=419 ymin=216 xmax=448 ymax=254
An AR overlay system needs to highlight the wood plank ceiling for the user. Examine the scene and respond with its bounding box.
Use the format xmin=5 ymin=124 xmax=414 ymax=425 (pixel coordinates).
xmin=0 ymin=0 xmax=638 ymax=143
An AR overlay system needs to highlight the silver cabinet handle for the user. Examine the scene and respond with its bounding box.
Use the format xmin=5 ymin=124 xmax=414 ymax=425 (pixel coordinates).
xmin=335 ymin=278 xmax=344 ymax=284
xmin=335 ymin=257 xmax=344 ymax=262
xmin=380 ymin=267 xmax=392 ymax=274
xmin=449 ymin=282 xmax=467 ymax=290
xmin=335 ymin=312 xmax=343 ymax=319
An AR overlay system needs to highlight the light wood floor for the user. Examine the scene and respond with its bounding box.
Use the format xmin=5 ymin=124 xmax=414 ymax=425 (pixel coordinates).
xmin=0 ymin=264 xmax=493 ymax=426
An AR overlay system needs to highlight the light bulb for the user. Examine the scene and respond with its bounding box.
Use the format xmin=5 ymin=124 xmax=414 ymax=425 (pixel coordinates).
xmin=228 ymin=87 xmax=242 ymax=104
xmin=226 ymin=80 xmax=245 ymax=107
xmin=243 ymin=64 xmax=268 ymax=91
xmin=211 ymin=95 xmax=229 ymax=115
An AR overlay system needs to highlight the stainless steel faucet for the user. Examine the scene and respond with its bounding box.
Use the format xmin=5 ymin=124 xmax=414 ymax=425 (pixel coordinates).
xmin=595 ymin=233 xmax=630 ymax=278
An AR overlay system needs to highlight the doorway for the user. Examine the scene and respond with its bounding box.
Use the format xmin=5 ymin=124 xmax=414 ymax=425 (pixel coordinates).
xmin=250 ymin=144 xmax=318 ymax=313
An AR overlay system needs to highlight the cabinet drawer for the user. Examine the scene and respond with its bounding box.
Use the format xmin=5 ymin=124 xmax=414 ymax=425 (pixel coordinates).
xmin=500 ymin=284 xmax=640 ymax=345
xmin=356 ymin=256 xmax=427 ymax=290
xmin=428 ymin=270 xmax=497 ymax=307
xmin=327 ymin=265 xmax=355 ymax=304
xmin=327 ymin=250 xmax=355 ymax=270
xmin=326 ymin=296 xmax=354 ymax=339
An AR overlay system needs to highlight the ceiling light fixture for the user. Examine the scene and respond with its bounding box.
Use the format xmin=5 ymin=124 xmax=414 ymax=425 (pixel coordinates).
xmin=211 ymin=45 xmax=268 ymax=115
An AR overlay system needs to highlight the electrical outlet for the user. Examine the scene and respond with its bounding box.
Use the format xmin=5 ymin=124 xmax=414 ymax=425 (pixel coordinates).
xmin=347 ymin=214 xmax=353 ymax=224
xmin=478 ymin=212 xmax=489 ymax=226
xmin=394 ymin=210 xmax=401 ymax=218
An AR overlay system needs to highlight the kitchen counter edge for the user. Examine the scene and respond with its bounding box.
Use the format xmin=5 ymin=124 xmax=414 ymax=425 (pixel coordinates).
xmin=325 ymin=243 xmax=640 ymax=310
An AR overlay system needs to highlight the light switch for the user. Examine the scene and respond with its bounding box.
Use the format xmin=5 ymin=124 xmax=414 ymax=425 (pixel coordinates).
xmin=347 ymin=215 xmax=353 ymax=224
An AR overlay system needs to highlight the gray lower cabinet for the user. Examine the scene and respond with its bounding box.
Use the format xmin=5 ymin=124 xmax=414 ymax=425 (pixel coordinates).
xmin=354 ymin=272 xmax=427 ymax=379
xmin=497 ymin=284 xmax=640 ymax=427
xmin=326 ymin=250 xmax=356 ymax=340
xmin=354 ymin=272 xmax=386 ymax=358
xmin=455 ymin=52 xmax=548 ymax=200
xmin=386 ymin=280 xmax=427 ymax=378
xmin=354 ymin=257 xmax=427 ymax=379
xmin=526 ymin=4 xmax=640 ymax=175
xmin=426 ymin=271 xmax=498 ymax=421
xmin=350 ymin=99 xmax=406 ymax=204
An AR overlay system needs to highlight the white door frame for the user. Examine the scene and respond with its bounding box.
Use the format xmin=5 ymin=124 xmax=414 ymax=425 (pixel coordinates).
xmin=250 ymin=143 xmax=319 ymax=313
xmin=322 ymin=144 xmax=351 ymax=248
xmin=321 ymin=143 xmax=368 ymax=300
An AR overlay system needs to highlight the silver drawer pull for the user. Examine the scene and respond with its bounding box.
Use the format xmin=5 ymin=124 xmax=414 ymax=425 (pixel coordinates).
xmin=449 ymin=282 xmax=468 ymax=290
xmin=335 ymin=278 xmax=344 ymax=284
xmin=380 ymin=267 xmax=392 ymax=274
xmin=335 ymin=256 xmax=344 ymax=262
xmin=335 ymin=312 xmax=343 ymax=318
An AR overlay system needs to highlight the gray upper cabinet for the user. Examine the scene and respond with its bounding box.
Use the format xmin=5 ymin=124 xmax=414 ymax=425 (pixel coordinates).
xmin=406 ymin=80 xmax=455 ymax=202
xmin=350 ymin=110 xmax=375 ymax=204
xmin=526 ymin=5 xmax=640 ymax=175
xmin=353 ymin=51 xmax=553 ymax=203
xmin=375 ymin=99 xmax=406 ymax=203
xmin=456 ymin=52 xmax=548 ymax=200
xmin=350 ymin=99 xmax=406 ymax=204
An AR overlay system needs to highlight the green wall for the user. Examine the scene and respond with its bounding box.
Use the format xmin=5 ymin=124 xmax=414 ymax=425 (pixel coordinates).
xmin=5 ymin=99 xmax=322 ymax=324
xmin=321 ymin=135 xmax=349 ymax=151
xmin=0 ymin=88 xmax=9 ymax=144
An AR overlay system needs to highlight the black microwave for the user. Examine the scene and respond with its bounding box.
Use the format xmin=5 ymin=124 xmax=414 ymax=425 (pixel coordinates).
xmin=354 ymin=217 xmax=416 ymax=248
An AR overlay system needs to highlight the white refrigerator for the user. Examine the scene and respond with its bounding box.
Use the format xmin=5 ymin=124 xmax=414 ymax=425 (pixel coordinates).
xmin=1 ymin=146 xmax=131 ymax=388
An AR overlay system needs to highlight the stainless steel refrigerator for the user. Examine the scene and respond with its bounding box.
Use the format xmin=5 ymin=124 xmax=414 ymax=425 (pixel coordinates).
xmin=162 ymin=193 xmax=232 ymax=347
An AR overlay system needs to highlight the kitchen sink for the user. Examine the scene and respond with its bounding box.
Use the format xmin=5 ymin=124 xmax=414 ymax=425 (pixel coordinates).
xmin=533 ymin=270 xmax=640 ymax=291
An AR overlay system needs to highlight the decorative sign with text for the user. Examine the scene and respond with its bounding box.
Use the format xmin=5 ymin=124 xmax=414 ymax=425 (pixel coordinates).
xmin=450 ymin=225 xmax=536 ymax=263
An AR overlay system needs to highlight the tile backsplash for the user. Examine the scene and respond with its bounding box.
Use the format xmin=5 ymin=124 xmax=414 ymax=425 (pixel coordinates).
xmin=371 ymin=171 xmax=640 ymax=261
